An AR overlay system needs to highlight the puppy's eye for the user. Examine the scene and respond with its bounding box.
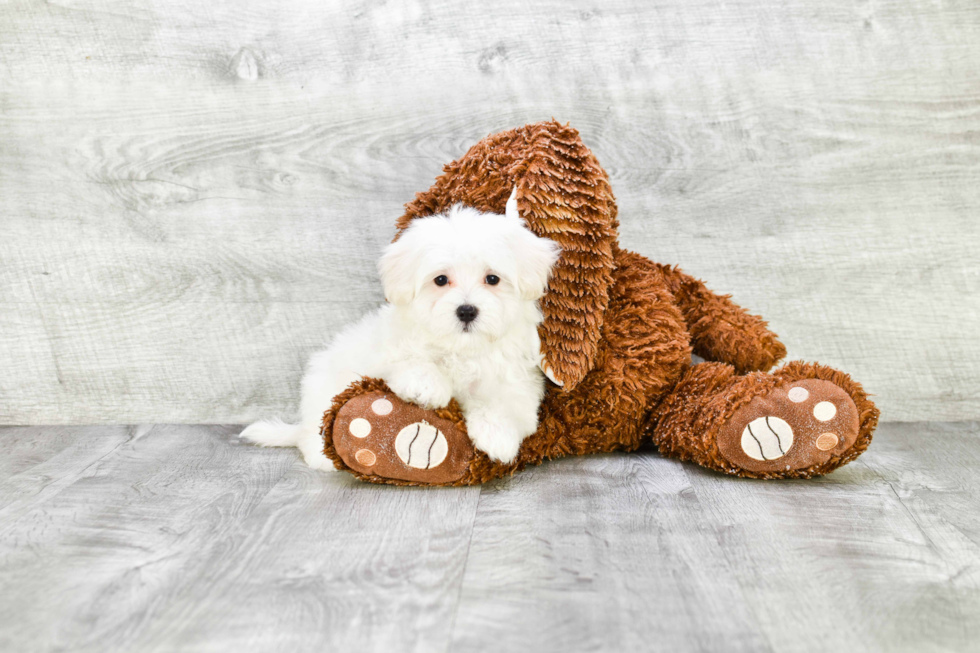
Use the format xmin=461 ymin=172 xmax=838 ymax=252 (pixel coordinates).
xmin=434 ymin=275 xmax=449 ymax=287
xmin=485 ymin=274 xmax=500 ymax=286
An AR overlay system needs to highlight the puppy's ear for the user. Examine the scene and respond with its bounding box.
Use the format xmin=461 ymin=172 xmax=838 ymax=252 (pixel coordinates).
xmin=511 ymin=226 xmax=561 ymax=300
xmin=505 ymin=187 xmax=561 ymax=299
xmin=378 ymin=236 xmax=421 ymax=305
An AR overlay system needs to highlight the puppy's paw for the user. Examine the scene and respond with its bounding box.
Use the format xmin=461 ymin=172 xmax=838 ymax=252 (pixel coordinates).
xmin=466 ymin=414 xmax=523 ymax=464
xmin=298 ymin=430 xmax=336 ymax=472
xmin=302 ymin=449 xmax=336 ymax=471
xmin=388 ymin=370 xmax=453 ymax=409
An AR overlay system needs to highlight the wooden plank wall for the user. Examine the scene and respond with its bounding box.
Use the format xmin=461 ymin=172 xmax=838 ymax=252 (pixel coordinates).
xmin=1 ymin=0 xmax=978 ymax=424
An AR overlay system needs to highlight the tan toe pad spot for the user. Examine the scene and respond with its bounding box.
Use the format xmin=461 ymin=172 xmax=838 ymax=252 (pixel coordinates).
xmin=355 ymin=449 xmax=376 ymax=466
xmin=815 ymin=433 xmax=839 ymax=451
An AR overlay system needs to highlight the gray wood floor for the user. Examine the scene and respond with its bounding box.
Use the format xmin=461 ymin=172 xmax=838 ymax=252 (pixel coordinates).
xmin=1 ymin=423 xmax=978 ymax=652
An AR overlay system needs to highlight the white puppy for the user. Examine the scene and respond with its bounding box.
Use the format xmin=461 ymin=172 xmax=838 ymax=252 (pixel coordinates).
xmin=241 ymin=196 xmax=560 ymax=470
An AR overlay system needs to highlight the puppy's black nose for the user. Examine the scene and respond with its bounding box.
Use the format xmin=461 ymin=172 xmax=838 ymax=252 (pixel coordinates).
xmin=456 ymin=304 xmax=478 ymax=324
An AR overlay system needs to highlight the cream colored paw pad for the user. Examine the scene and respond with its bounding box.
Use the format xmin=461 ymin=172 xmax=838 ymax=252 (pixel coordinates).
xmin=741 ymin=416 xmax=794 ymax=461
xmin=813 ymin=401 xmax=837 ymax=421
xmin=349 ymin=418 xmax=372 ymax=438
xmin=787 ymin=386 xmax=809 ymax=403
xmin=394 ymin=421 xmax=448 ymax=470
xmin=371 ymin=398 xmax=393 ymax=415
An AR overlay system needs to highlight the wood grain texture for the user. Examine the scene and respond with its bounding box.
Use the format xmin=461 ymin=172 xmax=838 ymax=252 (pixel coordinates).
xmin=450 ymin=453 xmax=771 ymax=652
xmin=1 ymin=0 xmax=979 ymax=423
xmin=0 ymin=426 xmax=297 ymax=652
xmin=1 ymin=422 xmax=979 ymax=652
xmin=0 ymin=424 xmax=481 ymax=653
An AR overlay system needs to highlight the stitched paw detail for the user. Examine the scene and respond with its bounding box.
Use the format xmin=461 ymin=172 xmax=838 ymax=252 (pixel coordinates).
xmin=331 ymin=392 xmax=473 ymax=484
xmin=719 ymin=379 xmax=860 ymax=474
xmin=740 ymin=416 xmax=794 ymax=461
xmin=394 ymin=422 xmax=449 ymax=469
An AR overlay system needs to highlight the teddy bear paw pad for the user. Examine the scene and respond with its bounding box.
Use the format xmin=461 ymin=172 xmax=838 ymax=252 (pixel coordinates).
xmin=717 ymin=379 xmax=860 ymax=473
xmin=332 ymin=392 xmax=473 ymax=484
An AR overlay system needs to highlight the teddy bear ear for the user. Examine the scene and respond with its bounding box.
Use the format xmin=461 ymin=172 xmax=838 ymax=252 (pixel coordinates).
xmin=395 ymin=120 xmax=618 ymax=392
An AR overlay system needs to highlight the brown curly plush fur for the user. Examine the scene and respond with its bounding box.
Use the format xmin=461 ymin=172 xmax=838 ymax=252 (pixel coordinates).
xmin=396 ymin=121 xmax=618 ymax=391
xmin=320 ymin=120 xmax=879 ymax=485
xmin=648 ymin=361 xmax=879 ymax=479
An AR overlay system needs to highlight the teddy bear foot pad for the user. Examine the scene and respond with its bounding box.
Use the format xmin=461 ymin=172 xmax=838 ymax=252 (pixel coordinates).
xmin=332 ymin=391 xmax=474 ymax=484
xmin=717 ymin=379 xmax=860 ymax=473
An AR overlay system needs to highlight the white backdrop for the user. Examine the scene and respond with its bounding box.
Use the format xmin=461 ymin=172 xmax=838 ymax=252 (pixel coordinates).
xmin=1 ymin=0 xmax=978 ymax=424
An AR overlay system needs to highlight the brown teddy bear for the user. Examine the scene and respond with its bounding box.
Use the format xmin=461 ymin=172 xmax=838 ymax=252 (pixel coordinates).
xmin=321 ymin=120 xmax=879 ymax=486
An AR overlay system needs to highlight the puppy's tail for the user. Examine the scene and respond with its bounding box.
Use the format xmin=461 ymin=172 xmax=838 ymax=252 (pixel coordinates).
xmin=240 ymin=418 xmax=305 ymax=448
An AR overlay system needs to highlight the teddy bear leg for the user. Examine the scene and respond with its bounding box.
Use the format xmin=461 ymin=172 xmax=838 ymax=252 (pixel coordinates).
xmin=321 ymin=377 xmax=529 ymax=486
xmin=648 ymin=361 xmax=879 ymax=478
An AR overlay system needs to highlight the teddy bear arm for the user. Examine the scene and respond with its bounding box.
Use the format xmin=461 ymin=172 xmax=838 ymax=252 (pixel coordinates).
xmin=655 ymin=264 xmax=787 ymax=373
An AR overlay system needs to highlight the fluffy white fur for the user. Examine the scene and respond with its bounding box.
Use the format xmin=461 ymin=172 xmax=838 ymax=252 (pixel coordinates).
xmin=241 ymin=198 xmax=560 ymax=470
